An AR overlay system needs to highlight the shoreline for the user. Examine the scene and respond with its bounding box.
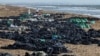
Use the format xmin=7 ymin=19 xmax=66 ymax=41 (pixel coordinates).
xmin=0 ymin=5 xmax=99 ymax=19
xmin=0 ymin=4 xmax=99 ymax=56
xmin=18 ymin=4 xmax=100 ymax=18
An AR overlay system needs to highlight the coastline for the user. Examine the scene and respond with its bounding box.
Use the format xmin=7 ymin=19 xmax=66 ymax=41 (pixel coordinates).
xmin=0 ymin=5 xmax=99 ymax=56
xmin=0 ymin=5 xmax=99 ymax=19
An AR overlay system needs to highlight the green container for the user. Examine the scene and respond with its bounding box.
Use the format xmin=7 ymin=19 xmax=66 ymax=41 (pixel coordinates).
xmin=86 ymin=24 xmax=90 ymax=28
xmin=80 ymin=23 xmax=85 ymax=28
xmin=79 ymin=19 xmax=81 ymax=22
xmin=7 ymin=20 xmax=12 ymax=26
xmin=84 ymin=18 xmax=88 ymax=22
xmin=40 ymin=39 xmax=46 ymax=42
xmin=52 ymin=35 xmax=62 ymax=39
xmin=81 ymin=19 xmax=86 ymax=22
xmin=90 ymin=21 xmax=95 ymax=24
xmin=69 ymin=18 xmax=92 ymax=29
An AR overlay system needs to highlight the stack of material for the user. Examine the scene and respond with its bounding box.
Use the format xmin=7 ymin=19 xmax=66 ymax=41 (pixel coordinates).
xmin=0 ymin=17 xmax=100 ymax=56
xmin=0 ymin=53 xmax=12 ymax=56
xmin=69 ymin=17 xmax=95 ymax=29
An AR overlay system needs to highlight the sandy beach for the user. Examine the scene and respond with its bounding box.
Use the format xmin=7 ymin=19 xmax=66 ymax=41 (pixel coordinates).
xmin=0 ymin=5 xmax=100 ymax=56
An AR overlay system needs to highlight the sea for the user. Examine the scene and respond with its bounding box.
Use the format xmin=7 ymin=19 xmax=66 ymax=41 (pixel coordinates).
xmin=9 ymin=4 xmax=100 ymax=18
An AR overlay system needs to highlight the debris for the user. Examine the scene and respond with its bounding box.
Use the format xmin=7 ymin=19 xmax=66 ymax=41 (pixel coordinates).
xmin=0 ymin=53 xmax=13 ymax=56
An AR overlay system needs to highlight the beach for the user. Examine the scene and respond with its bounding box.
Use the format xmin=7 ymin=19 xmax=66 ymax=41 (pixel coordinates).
xmin=0 ymin=5 xmax=100 ymax=56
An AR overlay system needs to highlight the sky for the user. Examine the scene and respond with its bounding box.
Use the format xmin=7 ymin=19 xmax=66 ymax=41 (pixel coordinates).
xmin=0 ymin=0 xmax=100 ymax=5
